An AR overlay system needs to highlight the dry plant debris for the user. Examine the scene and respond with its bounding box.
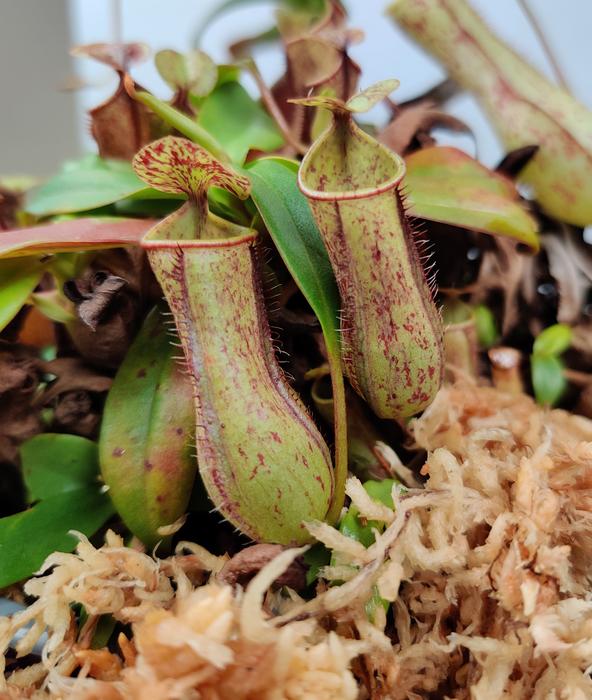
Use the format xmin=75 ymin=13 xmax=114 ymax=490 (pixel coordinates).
xmin=2 ymin=380 xmax=592 ymax=699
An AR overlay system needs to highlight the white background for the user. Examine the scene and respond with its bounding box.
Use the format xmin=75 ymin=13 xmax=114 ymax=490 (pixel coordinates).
xmin=1 ymin=1 xmax=591 ymax=175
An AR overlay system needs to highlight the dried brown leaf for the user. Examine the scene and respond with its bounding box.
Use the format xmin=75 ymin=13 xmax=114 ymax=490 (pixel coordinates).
xmin=64 ymin=272 xmax=127 ymax=332
xmin=71 ymin=43 xmax=152 ymax=159
xmin=542 ymin=233 xmax=588 ymax=324
xmin=0 ymin=344 xmax=42 ymax=465
xmin=218 ymin=544 xmax=307 ymax=591
xmin=38 ymin=357 xmax=112 ymax=404
xmin=495 ymin=145 xmax=539 ymax=178
xmin=379 ymin=101 xmax=470 ymax=155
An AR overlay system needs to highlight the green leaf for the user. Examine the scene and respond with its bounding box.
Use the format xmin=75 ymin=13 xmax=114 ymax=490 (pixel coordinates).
xmin=198 ymin=82 xmax=283 ymax=164
xmin=91 ymin=615 xmax=117 ymax=650
xmin=99 ymin=308 xmax=196 ymax=547
xmin=21 ymin=434 xmax=101 ymax=502
xmin=246 ymin=157 xmax=339 ymax=351
xmin=127 ymin=81 xmax=230 ymax=162
xmin=339 ymin=479 xmax=398 ymax=548
xmin=155 ymin=49 xmax=217 ymax=96
xmin=531 ymin=354 xmax=567 ymax=406
xmin=0 ymin=489 xmax=114 ymax=588
xmin=303 ymin=542 xmax=331 ymax=586
xmin=337 ymin=478 xmax=399 ymax=622
xmin=363 ymin=479 xmax=397 ymax=509
xmin=0 ymin=259 xmax=44 ymax=331
xmin=25 ymin=157 xmax=154 ymax=217
xmin=345 ymin=79 xmax=400 ymax=113
xmin=474 ymin=304 xmax=499 ymax=348
xmin=339 ymin=506 xmax=376 ymax=548
xmin=30 ymin=290 xmax=76 ymax=323
xmin=404 ymin=147 xmax=540 ymax=251
xmin=533 ymin=323 xmax=572 ymax=357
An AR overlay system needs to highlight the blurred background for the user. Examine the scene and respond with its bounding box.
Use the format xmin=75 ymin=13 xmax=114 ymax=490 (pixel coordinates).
xmin=1 ymin=0 xmax=591 ymax=176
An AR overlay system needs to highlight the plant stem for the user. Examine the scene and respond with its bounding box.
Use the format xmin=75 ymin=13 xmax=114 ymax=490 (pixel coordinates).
xmin=244 ymin=58 xmax=308 ymax=155
xmin=325 ymin=344 xmax=347 ymax=524
xmin=124 ymin=75 xmax=231 ymax=162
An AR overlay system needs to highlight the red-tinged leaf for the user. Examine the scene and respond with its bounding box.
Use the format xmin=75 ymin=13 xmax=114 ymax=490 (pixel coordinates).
xmin=70 ymin=42 xmax=149 ymax=72
xmin=0 ymin=218 xmax=154 ymax=259
xmin=71 ymin=44 xmax=152 ymax=160
xmin=404 ymin=146 xmax=540 ymax=250
xmin=132 ymin=136 xmax=250 ymax=199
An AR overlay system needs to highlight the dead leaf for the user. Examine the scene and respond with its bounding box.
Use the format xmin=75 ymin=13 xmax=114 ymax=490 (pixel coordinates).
xmin=70 ymin=43 xmax=149 ymax=72
xmin=64 ymin=271 xmax=128 ymax=332
xmin=495 ymin=145 xmax=539 ymax=178
xmin=71 ymin=43 xmax=152 ymax=159
xmin=271 ymin=0 xmax=361 ymax=146
xmin=379 ymin=101 xmax=470 ymax=155
xmin=218 ymin=544 xmax=307 ymax=590
xmin=64 ymin=248 xmax=159 ymax=369
xmin=38 ymin=357 xmax=112 ymax=439
xmin=471 ymin=238 xmax=534 ymax=335
xmin=0 ymin=186 xmax=21 ymax=231
xmin=542 ymin=233 xmax=588 ymax=324
xmin=0 ymin=344 xmax=42 ymax=465
xmin=38 ymin=357 xmax=112 ymax=404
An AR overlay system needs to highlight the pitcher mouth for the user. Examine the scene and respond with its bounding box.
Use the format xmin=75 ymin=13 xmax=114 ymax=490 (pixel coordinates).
xmin=141 ymin=206 xmax=257 ymax=251
xmin=297 ymin=120 xmax=406 ymax=202
xmin=142 ymin=229 xmax=257 ymax=251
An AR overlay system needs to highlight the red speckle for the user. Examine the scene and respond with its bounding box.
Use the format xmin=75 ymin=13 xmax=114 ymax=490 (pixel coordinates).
xmin=144 ymin=460 xmax=153 ymax=472
xmin=176 ymin=427 xmax=184 ymax=436
xmin=136 ymin=368 xmax=147 ymax=378
xmin=112 ymin=447 xmax=124 ymax=457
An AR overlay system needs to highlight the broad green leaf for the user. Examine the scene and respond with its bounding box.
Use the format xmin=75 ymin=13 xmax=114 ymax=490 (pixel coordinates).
xmin=246 ymin=157 xmax=339 ymax=352
xmin=30 ymin=290 xmax=76 ymax=323
xmin=533 ymin=323 xmax=572 ymax=357
xmin=0 ymin=489 xmax=114 ymax=587
xmin=21 ymin=434 xmax=100 ymax=502
xmin=198 ymin=82 xmax=283 ymax=164
xmin=0 ymin=259 xmax=44 ymax=331
xmin=404 ymin=147 xmax=540 ymax=251
xmin=0 ymin=218 xmax=153 ymax=259
xmin=25 ymin=157 xmax=153 ymax=217
xmin=531 ymin=354 xmax=567 ymax=406
xmin=100 ymin=308 xmax=196 ymax=547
